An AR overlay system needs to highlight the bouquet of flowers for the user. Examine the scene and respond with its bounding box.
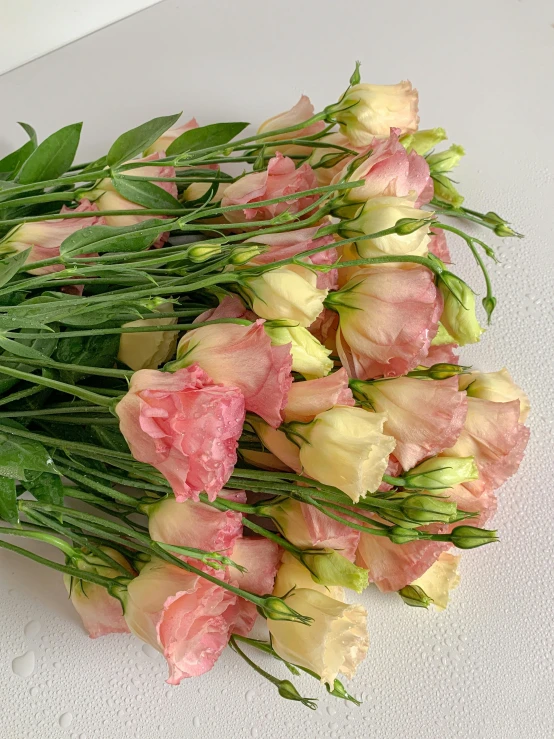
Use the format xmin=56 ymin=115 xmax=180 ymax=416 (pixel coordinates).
xmin=0 ymin=64 xmax=529 ymax=707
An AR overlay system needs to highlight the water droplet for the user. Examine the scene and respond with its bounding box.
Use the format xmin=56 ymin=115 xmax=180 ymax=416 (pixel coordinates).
xmin=245 ymin=689 xmax=256 ymax=703
xmin=192 ymin=716 xmax=201 ymax=728
xmin=12 ymin=650 xmax=35 ymax=678
xmin=24 ymin=621 xmax=41 ymax=639
xmin=251 ymin=728 xmax=259 ymax=738
xmin=59 ymin=712 xmax=73 ymax=729
xmin=29 ymin=686 xmax=38 ymax=697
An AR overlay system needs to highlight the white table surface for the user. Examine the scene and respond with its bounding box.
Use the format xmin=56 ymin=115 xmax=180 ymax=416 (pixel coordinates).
xmin=0 ymin=1 xmax=553 ymax=737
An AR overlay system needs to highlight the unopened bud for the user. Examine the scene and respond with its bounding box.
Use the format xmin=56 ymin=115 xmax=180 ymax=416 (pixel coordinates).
xmin=427 ymin=144 xmax=465 ymax=174
xmin=398 ymin=584 xmax=433 ymax=608
xmin=408 ymin=362 xmax=469 ymax=380
xmin=259 ymin=595 xmax=313 ymax=624
xmin=301 ymin=549 xmax=369 ymax=593
xmin=405 ymin=457 xmax=479 ymax=490
xmin=230 ymin=245 xmax=263 ymax=265
xmin=325 ymin=679 xmax=361 ymax=705
xmin=395 ymin=217 xmax=430 ymax=235
xmin=450 ymin=525 xmax=499 ymax=549
xmin=187 ymin=243 xmax=222 ymax=263
xmin=439 ymin=272 xmax=484 ymax=346
xmin=400 ymin=127 xmax=447 ymax=155
xmin=277 ymin=680 xmax=317 ymax=709
xmin=432 ymin=173 xmax=464 ymax=207
xmin=400 ymin=494 xmax=457 ymax=524
xmin=389 ymin=526 xmax=420 ymax=545
xmin=493 ymin=223 xmax=520 ymax=238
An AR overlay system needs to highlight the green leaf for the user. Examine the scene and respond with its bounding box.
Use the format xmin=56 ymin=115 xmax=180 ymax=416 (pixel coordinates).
xmin=0 ymin=420 xmax=55 ymax=480
xmin=26 ymin=471 xmax=64 ymax=507
xmin=18 ymin=122 xmax=37 ymax=146
xmin=166 ymin=122 xmax=249 ymax=156
xmin=60 ymin=219 xmax=169 ymax=258
xmin=112 ymin=175 xmax=182 ymax=209
xmin=18 ymin=123 xmax=82 ymax=184
xmin=54 ymin=333 xmax=120 ymax=383
xmin=0 ymin=249 xmax=31 ymax=289
xmin=107 ymin=113 xmax=181 ymax=168
xmin=0 ymin=476 xmax=18 ymax=523
xmin=91 ymin=425 xmax=129 ymax=453
xmin=0 ymin=335 xmax=52 ymax=362
xmin=0 ymin=123 xmax=37 ymax=181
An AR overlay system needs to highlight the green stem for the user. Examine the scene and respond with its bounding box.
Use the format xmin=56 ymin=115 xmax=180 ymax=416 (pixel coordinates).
xmin=0 ymin=524 xmax=76 ymax=557
xmin=0 ymin=423 xmax=132 ymax=460
xmin=0 ymin=357 xmax=132 ymax=378
xmin=0 ymin=365 xmax=114 ymax=406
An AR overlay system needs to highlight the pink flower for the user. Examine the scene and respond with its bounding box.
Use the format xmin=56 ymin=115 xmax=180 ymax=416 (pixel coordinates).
xmin=64 ymin=547 xmax=134 ymax=638
xmin=257 ymin=95 xmax=326 ymax=156
xmin=309 ymin=308 xmax=339 ymax=353
xmin=428 ymin=228 xmax=451 ymax=262
xmin=328 ymin=264 xmax=443 ymax=379
xmin=283 ymin=368 xmax=354 ymax=423
xmin=148 ymin=489 xmax=246 ymax=553
xmin=91 ymin=152 xmax=178 ymax=247
xmin=174 ymin=320 xmax=292 ymax=427
xmin=353 ymin=376 xmax=468 ymax=470
xmin=115 ymin=365 xmax=245 ymax=501
xmin=377 ymin=454 xmax=402 ymax=492
xmin=144 ymin=118 xmax=199 ymax=155
xmin=0 ymin=199 xmax=105 ymax=275
xmin=420 ymin=343 xmax=459 ymax=366
xmin=245 ymin=226 xmax=338 ymax=290
xmin=309 ymin=132 xmax=370 ymax=186
xmin=356 ymin=531 xmax=450 ymax=592
xmin=124 ymin=559 xmax=244 ymax=684
xmin=442 ymin=397 xmax=529 ymax=495
xmin=221 ymin=152 xmax=318 ymax=223
xmin=227 ymin=537 xmax=282 ymax=595
xmin=333 ymin=128 xmax=433 ymax=208
xmin=194 ymin=294 xmax=255 ymax=323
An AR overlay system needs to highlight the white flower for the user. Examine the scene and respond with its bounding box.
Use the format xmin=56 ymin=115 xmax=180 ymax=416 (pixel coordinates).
xmin=265 ymin=323 xmax=332 ymax=379
xmin=118 ymin=301 xmax=177 ymax=371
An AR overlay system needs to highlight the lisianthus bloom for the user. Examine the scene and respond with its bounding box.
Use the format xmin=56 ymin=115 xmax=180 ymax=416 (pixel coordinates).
xmin=86 ymin=152 xmax=177 ymax=247
xmin=428 ymin=228 xmax=451 ymax=262
xmin=334 ymin=81 xmax=419 ymax=146
xmin=356 ymin=529 xmax=450 ymax=592
xmin=409 ymin=552 xmax=461 ymax=610
xmin=118 ymin=301 xmax=177 ymax=371
xmin=259 ymin=497 xmax=360 ymax=562
xmin=273 ymin=551 xmax=344 ymax=601
xmin=144 ymin=118 xmax=199 ymax=155
xmin=244 ymin=226 xmax=338 ymax=290
xmin=439 ymin=275 xmax=484 ymax=346
xmin=301 ymin=549 xmax=369 ymax=593
xmin=115 ymin=365 xmax=245 ymax=501
xmin=328 ymin=264 xmax=442 ymax=379
xmin=147 ymin=490 xmax=246 ymax=553
xmin=309 ymin=307 xmax=339 ymax=353
xmin=194 ymin=294 xmax=255 ymax=323
xmin=400 ymin=127 xmax=447 ymax=156
xmin=124 ymin=558 xmax=245 ymax=684
xmin=172 ymin=320 xmax=292 ymax=428
xmin=421 ymin=342 xmax=459 ymax=367
xmin=241 ymin=264 xmax=328 ymax=327
xmin=459 ymin=368 xmax=530 ymax=423
xmin=248 ymin=416 xmax=302 ymax=472
xmin=257 ymin=95 xmax=326 ymax=156
xmin=345 ymin=196 xmax=432 ymax=258
xmin=283 ymin=368 xmax=354 ymax=422
xmin=268 ymin=588 xmax=369 ymax=683
xmin=220 ymin=152 xmax=318 ymax=223
xmin=442 ymin=396 xmax=529 ymax=496
xmin=333 ymin=128 xmax=433 ymax=209
xmin=64 ymin=547 xmax=134 ymax=638
xmin=265 ymin=323 xmax=333 ymax=380
xmin=0 ymin=199 xmax=105 ymax=275
xmin=226 ymin=537 xmax=282 ymax=595
xmin=351 ymin=375 xmax=468 ymax=469
xmin=239 ymin=448 xmax=292 ymax=472
xmin=288 ymin=406 xmax=396 ymax=503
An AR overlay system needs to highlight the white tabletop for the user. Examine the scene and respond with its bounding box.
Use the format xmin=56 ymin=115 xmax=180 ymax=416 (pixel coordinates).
xmin=0 ymin=1 xmax=553 ymax=737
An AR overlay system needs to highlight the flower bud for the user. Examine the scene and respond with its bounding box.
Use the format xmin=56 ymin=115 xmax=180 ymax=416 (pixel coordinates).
xmin=302 ymin=549 xmax=369 ymax=593
xmin=404 ymin=456 xmax=479 ymax=490
xmin=408 ymin=362 xmax=467 ymax=380
xmin=399 ymin=494 xmax=457 ymax=524
xmin=459 ymin=368 xmax=529 ymax=423
xmin=400 ymin=127 xmax=447 ymax=155
xmin=439 ymin=273 xmax=484 ymax=346
xmin=187 ymin=243 xmax=223 ymax=263
xmin=427 ymin=144 xmax=465 ymax=174
xmin=230 ymin=245 xmax=263 ymax=265
xmin=276 ymin=679 xmax=316 ymax=708
xmin=333 ymin=81 xmax=419 ymax=146
xmin=241 ymin=265 xmax=328 ymax=327
xmin=345 ymin=196 xmax=432 ymax=258
xmin=432 ymin=173 xmax=464 ymax=207
xmin=264 ymin=323 xmax=333 ymax=379
xmin=450 ymin=525 xmax=498 ymax=549
xmin=388 ymin=526 xmax=421 ymax=545
xmin=273 ymin=551 xmax=345 ymax=601
xmin=398 ymin=584 xmax=433 ymax=608
xmin=117 ymin=300 xmax=177 ymax=371
xmin=408 ymin=552 xmax=460 ymax=610
xmin=431 ymin=322 xmax=457 ymax=346
xmin=260 ymin=595 xmax=313 ymax=624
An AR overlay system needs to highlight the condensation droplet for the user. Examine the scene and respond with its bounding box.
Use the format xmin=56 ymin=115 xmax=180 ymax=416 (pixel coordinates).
xmin=12 ymin=650 xmax=35 ymax=678
xmin=29 ymin=686 xmax=38 ymax=697
xmin=59 ymin=712 xmax=73 ymax=729
xmin=192 ymin=716 xmax=201 ymax=728
xmin=24 ymin=620 xmax=41 ymax=639
xmin=245 ymin=689 xmax=256 ymax=703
